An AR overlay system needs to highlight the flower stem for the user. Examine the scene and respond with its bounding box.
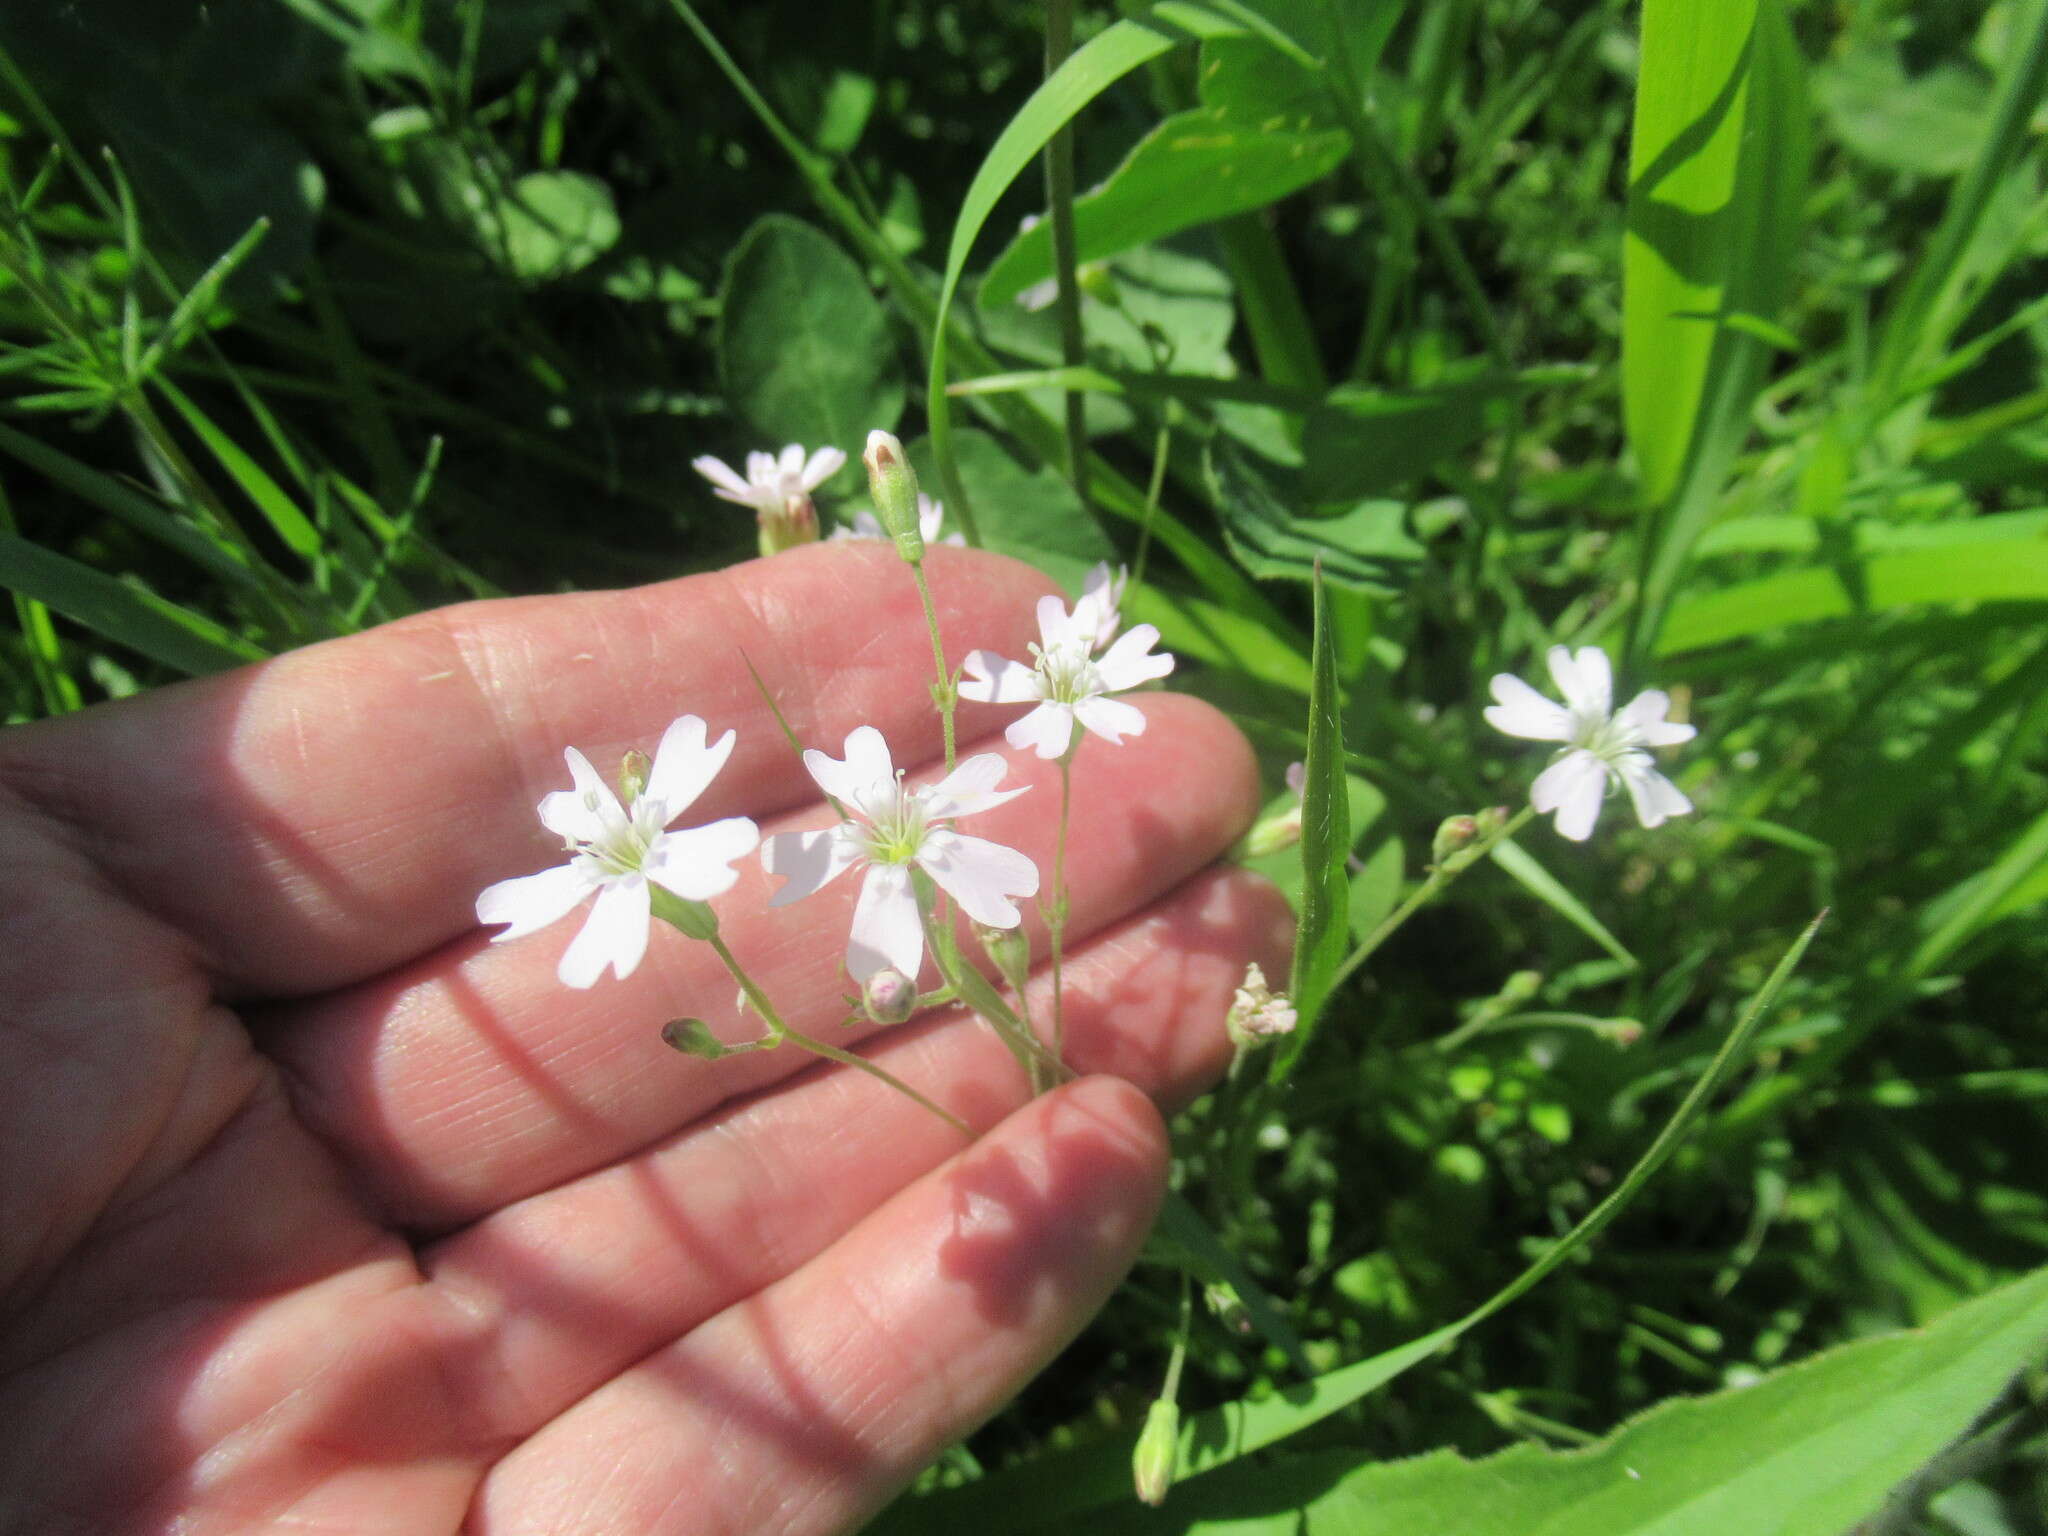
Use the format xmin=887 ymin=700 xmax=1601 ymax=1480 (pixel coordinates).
xmin=704 ymin=932 xmax=970 ymax=1137
xmin=1324 ymin=805 xmax=1537 ymax=999
xmin=1048 ymin=746 xmax=1075 ymax=1062
xmin=910 ymin=560 xmax=957 ymax=770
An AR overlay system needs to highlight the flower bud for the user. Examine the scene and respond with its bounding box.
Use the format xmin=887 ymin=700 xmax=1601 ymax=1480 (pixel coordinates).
xmin=1202 ymin=1281 xmax=1252 ymax=1336
xmin=757 ymin=492 xmax=820 ymax=558
xmin=861 ymin=968 xmax=917 ymax=1026
xmin=1500 ymin=969 xmax=1542 ymax=1007
xmin=1131 ymin=1398 xmax=1180 ymax=1507
xmin=862 ymin=429 xmax=925 ymax=564
xmin=1431 ymin=814 xmax=1479 ymax=865
xmin=976 ymin=921 xmax=1030 ymax=994
xmin=1608 ymin=1019 xmax=1645 ymax=1047
xmin=1475 ymin=805 xmax=1511 ymax=838
xmin=1225 ymin=962 xmax=1298 ymax=1050
xmin=1243 ymin=804 xmax=1303 ymax=858
xmin=661 ymin=1018 xmax=732 ymax=1059
xmin=617 ymin=749 xmax=652 ymax=805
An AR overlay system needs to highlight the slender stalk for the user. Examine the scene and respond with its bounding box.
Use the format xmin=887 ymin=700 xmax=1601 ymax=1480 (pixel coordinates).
xmin=1042 ymin=0 xmax=1087 ymax=502
xmin=1325 ymin=806 xmax=1537 ymax=998
xmin=705 ymin=932 xmax=971 ymax=1137
xmin=1132 ymin=421 xmax=1169 ymax=592
xmin=910 ymin=561 xmax=957 ymax=770
xmin=1048 ymin=747 xmax=1075 ymax=1061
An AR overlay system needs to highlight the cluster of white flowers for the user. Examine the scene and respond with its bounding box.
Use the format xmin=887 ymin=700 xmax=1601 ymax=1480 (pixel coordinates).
xmin=692 ymin=440 xmax=967 ymax=551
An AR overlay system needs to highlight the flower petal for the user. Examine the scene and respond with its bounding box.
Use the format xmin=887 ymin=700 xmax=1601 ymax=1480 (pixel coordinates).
xmin=958 ymin=649 xmax=1041 ymax=705
xmin=1006 ymin=700 xmax=1078 ymax=760
xmin=557 ymin=877 xmax=652 ymax=988
xmin=1035 ymin=592 xmax=1090 ymax=653
xmin=476 ymin=862 xmax=598 ymax=941
xmin=831 ymin=510 xmax=886 ymax=541
xmin=1617 ymin=689 xmax=1696 ymax=749
xmin=1074 ymin=693 xmax=1147 ymax=745
xmin=646 ymin=815 xmax=761 ymax=901
xmin=1616 ymin=754 xmax=1693 ymax=828
xmin=1548 ymin=644 xmax=1612 ymax=720
xmin=691 ymin=454 xmax=752 ymax=499
xmin=538 ymin=746 xmax=621 ymax=843
xmin=802 ymin=444 xmax=846 ymax=489
xmin=923 ymin=752 xmax=1030 ymax=819
xmin=1095 ymin=623 xmax=1175 ymax=691
xmin=778 ymin=443 xmax=807 ymax=479
xmin=847 ymin=863 xmax=924 ymax=983
xmin=803 ymin=725 xmax=897 ymax=808
xmin=1531 ymin=750 xmax=1609 ymax=842
xmin=917 ymin=828 xmax=1039 ymax=929
xmin=761 ymin=825 xmax=862 ymax=906
xmin=917 ymin=495 xmax=945 ymax=543
xmin=644 ymin=715 xmax=735 ymax=820
xmin=745 ymin=450 xmax=777 ymax=485
xmin=1483 ymin=673 xmax=1573 ymax=741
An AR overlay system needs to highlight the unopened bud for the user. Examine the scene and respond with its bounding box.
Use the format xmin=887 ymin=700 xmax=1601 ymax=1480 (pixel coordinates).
xmin=1225 ymin=962 xmax=1298 ymax=1049
xmin=862 ymin=429 xmax=925 ymax=563
xmin=1431 ymin=814 xmax=1478 ymax=865
xmin=977 ymin=921 xmax=1030 ymax=993
xmin=757 ymin=492 xmax=820 ymax=557
xmin=1131 ymin=1399 xmax=1180 ymax=1507
xmin=618 ymin=749 xmax=651 ymax=804
xmin=861 ymin=968 xmax=917 ymax=1025
xmin=1244 ymin=804 xmax=1303 ymax=858
xmin=1202 ymin=1281 xmax=1252 ymax=1336
xmin=661 ymin=1018 xmax=731 ymax=1059
xmin=1500 ymin=969 xmax=1542 ymax=1007
xmin=1475 ymin=805 xmax=1511 ymax=838
xmin=1608 ymin=1019 xmax=1645 ymax=1047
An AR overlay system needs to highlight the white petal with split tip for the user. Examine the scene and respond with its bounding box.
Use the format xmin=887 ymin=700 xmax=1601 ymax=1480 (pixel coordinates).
xmin=917 ymin=828 xmax=1039 ymax=930
xmin=558 ymin=878 xmax=652 ymax=988
xmin=848 ymin=863 xmax=924 ymax=983
xmin=1618 ymin=689 xmax=1696 ymax=748
xmin=538 ymin=746 xmax=619 ymax=843
xmin=924 ymin=753 xmax=1031 ymax=819
xmin=762 ymin=825 xmax=863 ymax=906
xmin=1531 ymin=751 xmax=1608 ymax=842
xmin=802 ymin=726 xmax=897 ymax=810
xmin=1074 ymin=694 xmax=1147 ymax=745
xmin=477 ymin=863 xmax=600 ymax=942
xmin=1548 ymin=645 xmax=1613 ymax=720
xmin=1618 ymin=756 xmax=1693 ymax=828
xmin=958 ymin=650 xmax=1041 ymax=706
xmin=645 ymin=716 xmax=734 ymax=818
xmin=647 ymin=815 xmax=760 ymax=900
xmin=1095 ymin=623 xmax=1174 ymax=691
xmin=1484 ymin=673 xmax=1573 ymax=741
xmin=1007 ymin=700 xmax=1079 ymax=760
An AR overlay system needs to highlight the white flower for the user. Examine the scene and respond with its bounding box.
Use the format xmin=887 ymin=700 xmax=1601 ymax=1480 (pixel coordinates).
xmin=760 ymin=726 xmax=1039 ymax=983
xmin=1225 ymin=962 xmax=1297 ymax=1046
xmin=476 ymin=717 xmax=761 ymax=988
xmin=1484 ymin=645 xmax=1696 ymax=842
xmin=829 ymin=494 xmax=965 ymax=548
xmin=958 ymin=586 xmax=1173 ymax=759
xmin=692 ymin=443 xmax=845 ymax=514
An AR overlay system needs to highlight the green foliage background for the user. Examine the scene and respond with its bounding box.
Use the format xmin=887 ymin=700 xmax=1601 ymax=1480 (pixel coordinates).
xmin=3 ymin=0 xmax=2048 ymax=1528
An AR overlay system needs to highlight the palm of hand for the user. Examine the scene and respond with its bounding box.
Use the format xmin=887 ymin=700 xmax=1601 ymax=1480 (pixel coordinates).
xmin=0 ymin=547 xmax=1284 ymax=1535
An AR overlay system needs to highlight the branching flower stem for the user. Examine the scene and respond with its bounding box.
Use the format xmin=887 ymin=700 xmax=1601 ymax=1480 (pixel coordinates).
xmin=910 ymin=559 xmax=957 ymax=771
xmin=1048 ymin=743 xmax=1076 ymax=1061
xmin=702 ymin=929 xmax=971 ymax=1137
xmin=1325 ymin=805 xmax=1538 ymax=999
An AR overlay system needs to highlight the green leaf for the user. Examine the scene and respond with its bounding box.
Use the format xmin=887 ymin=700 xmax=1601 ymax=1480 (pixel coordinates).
xmin=1210 ymin=444 xmax=1423 ymax=597
xmin=1269 ymin=564 xmax=1348 ymax=1083
xmin=720 ymin=214 xmax=904 ymax=458
xmin=979 ymin=102 xmax=1348 ymax=310
xmin=873 ymin=916 xmax=1825 ymax=1535
xmin=1123 ymin=583 xmax=1313 ymax=696
xmin=494 ymin=170 xmax=621 ymax=282
xmin=1302 ymin=374 xmax=1522 ymax=502
xmin=924 ymin=2 xmax=1248 ymax=537
xmin=155 ymin=378 xmax=324 ymax=563
xmin=1624 ymin=0 xmax=1810 ymax=656
xmin=1107 ymin=1263 xmax=2048 ymax=1534
xmin=1909 ymin=802 xmax=2048 ymax=980
xmin=1490 ymin=837 xmax=1640 ymax=972
xmin=1657 ymin=539 xmax=2048 ymax=655
xmin=0 ymin=531 xmax=266 ymax=675
xmin=1815 ymin=46 xmax=1991 ymax=177
xmin=903 ymin=431 xmax=1111 ymax=591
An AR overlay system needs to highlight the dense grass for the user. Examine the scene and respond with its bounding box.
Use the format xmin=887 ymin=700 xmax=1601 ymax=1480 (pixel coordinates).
xmin=4 ymin=0 xmax=2047 ymax=1528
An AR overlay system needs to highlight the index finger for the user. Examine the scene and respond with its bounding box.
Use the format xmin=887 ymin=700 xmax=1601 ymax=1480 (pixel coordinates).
xmin=0 ymin=544 xmax=1056 ymax=995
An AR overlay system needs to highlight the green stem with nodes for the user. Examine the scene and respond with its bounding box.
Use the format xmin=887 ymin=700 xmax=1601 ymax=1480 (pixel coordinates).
xmin=1047 ymin=744 xmax=1075 ymax=1063
xmin=702 ymin=931 xmax=970 ymax=1138
xmin=1324 ymin=805 xmax=1538 ymax=999
xmin=910 ymin=561 xmax=957 ymax=771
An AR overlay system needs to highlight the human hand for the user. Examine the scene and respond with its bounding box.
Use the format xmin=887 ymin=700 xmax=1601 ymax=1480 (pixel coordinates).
xmin=0 ymin=544 xmax=1289 ymax=1534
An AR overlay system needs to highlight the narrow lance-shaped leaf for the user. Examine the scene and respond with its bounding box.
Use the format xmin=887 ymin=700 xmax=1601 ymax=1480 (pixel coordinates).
xmin=1269 ymin=562 xmax=1348 ymax=1083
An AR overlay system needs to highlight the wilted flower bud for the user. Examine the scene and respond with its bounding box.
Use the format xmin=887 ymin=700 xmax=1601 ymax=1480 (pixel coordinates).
xmin=861 ymin=968 xmax=917 ymax=1026
xmin=862 ymin=429 xmax=925 ymax=564
xmin=1225 ymin=962 xmax=1298 ymax=1049
xmin=1431 ymin=814 xmax=1479 ymax=865
xmin=977 ymin=921 xmax=1031 ymax=993
xmin=661 ymin=1018 xmax=732 ymax=1059
xmin=1131 ymin=1398 xmax=1180 ymax=1507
